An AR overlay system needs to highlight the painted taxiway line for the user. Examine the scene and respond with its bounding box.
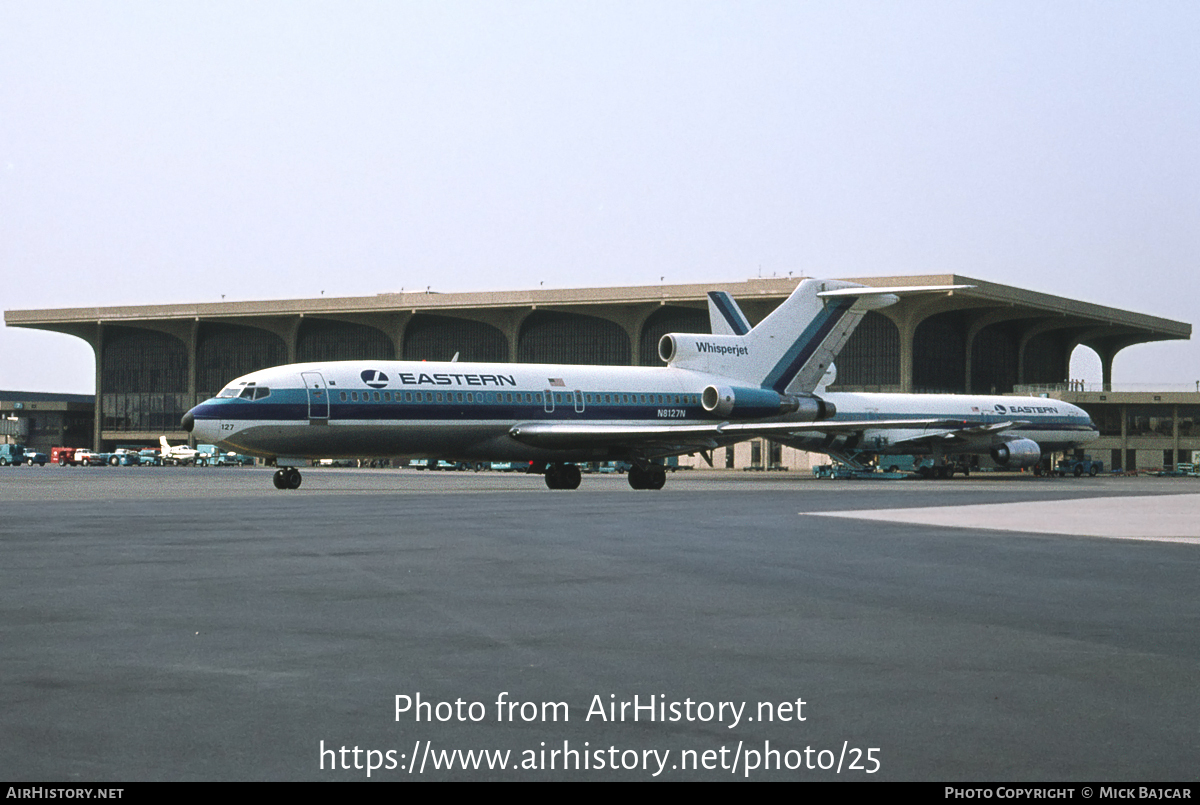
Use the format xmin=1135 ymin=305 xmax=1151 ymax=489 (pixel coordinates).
xmin=804 ymin=493 xmax=1200 ymax=544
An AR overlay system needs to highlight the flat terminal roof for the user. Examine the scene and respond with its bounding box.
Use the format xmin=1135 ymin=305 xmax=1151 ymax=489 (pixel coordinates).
xmin=5 ymin=274 xmax=1191 ymax=343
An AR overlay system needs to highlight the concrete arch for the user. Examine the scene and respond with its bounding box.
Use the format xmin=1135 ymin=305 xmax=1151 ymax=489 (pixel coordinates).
xmin=296 ymin=318 xmax=395 ymax=362
xmin=517 ymin=311 xmax=631 ymax=366
xmin=1078 ymin=329 xmax=1174 ymax=388
xmin=99 ymin=326 xmax=191 ymax=437
xmin=402 ymin=314 xmax=509 ymax=363
xmin=101 ymin=326 xmax=189 ymax=394
xmin=1068 ymin=343 xmax=1104 ymax=387
xmin=911 ymin=310 xmax=971 ymax=393
xmin=1016 ymin=318 xmax=1101 ymax=386
xmin=196 ymin=322 xmax=287 ymax=396
xmin=888 ymin=295 xmax=999 ymax=393
xmin=963 ymin=309 xmax=1053 ymax=393
xmin=969 ymin=321 xmax=1022 ymax=394
xmin=831 ymin=311 xmax=901 ymax=389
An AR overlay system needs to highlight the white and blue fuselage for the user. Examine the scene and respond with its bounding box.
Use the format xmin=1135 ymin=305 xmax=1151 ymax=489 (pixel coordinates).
xmin=188 ymin=360 xmax=768 ymax=462
xmin=779 ymin=391 xmax=1097 ymax=461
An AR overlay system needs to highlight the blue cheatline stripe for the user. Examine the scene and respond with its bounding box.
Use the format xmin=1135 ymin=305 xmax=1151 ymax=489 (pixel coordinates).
xmin=707 ymin=292 xmax=750 ymax=336
xmin=191 ymin=393 xmax=723 ymax=424
xmin=761 ymin=298 xmax=854 ymax=393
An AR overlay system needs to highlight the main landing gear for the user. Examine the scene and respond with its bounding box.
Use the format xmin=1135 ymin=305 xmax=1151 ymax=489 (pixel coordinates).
xmin=273 ymin=467 xmax=302 ymax=490
xmin=544 ymin=463 xmax=582 ymax=490
xmin=627 ymin=463 xmax=666 ymax=490
xmin=540 ymin=461 xmax=667 ymax=490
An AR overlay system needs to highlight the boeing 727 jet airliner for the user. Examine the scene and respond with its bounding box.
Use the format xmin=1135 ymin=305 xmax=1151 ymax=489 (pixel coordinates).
xmin=183 ymin=278 xmax=1096 ymax=489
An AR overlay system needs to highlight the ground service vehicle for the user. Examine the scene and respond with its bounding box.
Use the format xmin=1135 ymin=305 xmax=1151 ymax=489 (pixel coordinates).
xmin=0 ymin=444 xmax=29 ymax=466
xmin=1054 ymin=457 xmax=1104 ymax=477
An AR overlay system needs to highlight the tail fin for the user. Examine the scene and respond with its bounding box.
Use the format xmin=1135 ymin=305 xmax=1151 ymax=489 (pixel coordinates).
xmin=667 ymin=279 xmax=970 ymax=394
xmin=160 ymin=436 xmax=171 ymax=451
xmin=707 ymin=291 xmax=752 ymax=336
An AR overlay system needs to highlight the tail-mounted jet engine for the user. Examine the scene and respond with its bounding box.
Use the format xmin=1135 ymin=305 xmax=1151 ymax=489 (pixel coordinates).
xmin=990 ymin=438 xmax=1042 ymax=469
xmin=701 ymin=385 xmax=835 ymax=422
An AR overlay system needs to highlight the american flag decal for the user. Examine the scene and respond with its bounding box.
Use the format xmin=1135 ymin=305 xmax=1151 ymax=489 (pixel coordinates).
xmin=549 ymin=378 xmax=566 ymax=387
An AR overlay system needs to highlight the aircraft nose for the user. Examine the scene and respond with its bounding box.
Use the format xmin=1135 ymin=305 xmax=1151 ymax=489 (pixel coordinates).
xmin=181 ymin=410 xmax=195 ymax=433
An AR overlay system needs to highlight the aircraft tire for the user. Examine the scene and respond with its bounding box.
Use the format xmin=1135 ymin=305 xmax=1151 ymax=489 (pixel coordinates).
xmin=286 ymin=468 xmax=302 ymax=489
xmin=272 ymin=469 xmax=288 ymax=490
xmin=544 ymin=463 xmax=579 ymax=490
xmin=647 ymin=466 xmax=666 ymax=490
xmin=627 ymin=466 xmax=646 ymax=490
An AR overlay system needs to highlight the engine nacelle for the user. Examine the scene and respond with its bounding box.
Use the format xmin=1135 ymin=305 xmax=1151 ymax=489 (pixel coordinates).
xmin=990 ymin=438 xmax=1042 ymax=469
xmin=702 ymin=385 xmax=835 ymax=422
xmin=659 ymin=333 xmax=756 ymax=376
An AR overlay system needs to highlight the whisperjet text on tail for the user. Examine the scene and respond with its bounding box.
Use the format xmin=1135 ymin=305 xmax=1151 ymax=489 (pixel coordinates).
xmin=706 ymin=291 xmax=1100 ymax=478
xmin=183 ymin=278 xmax=1071 ymax=490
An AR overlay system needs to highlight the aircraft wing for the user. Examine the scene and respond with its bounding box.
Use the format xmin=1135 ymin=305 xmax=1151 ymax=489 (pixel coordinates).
xmin=720 ymin=418 xmax=969 ymax=436
xmin=507 ymin=418 xmax=967 ymax=451
xmin=886 ymin=420 xmax=1029 ymax=449
xmin=509 ymin=422 xmax=730 ymax=450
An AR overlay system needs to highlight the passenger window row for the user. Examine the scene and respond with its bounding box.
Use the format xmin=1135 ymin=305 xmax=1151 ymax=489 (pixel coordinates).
xmin=333 ymin=390 xmax=699 ymax=405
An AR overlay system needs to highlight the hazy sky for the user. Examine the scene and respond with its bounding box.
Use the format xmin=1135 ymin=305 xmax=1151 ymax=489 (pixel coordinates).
xmin=3 ymin=1 xmax=1198 ymax=393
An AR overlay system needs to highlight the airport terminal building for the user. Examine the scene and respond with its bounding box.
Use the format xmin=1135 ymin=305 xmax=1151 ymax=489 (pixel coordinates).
xmin=5 ymin=275 xmax=1194 ymax=471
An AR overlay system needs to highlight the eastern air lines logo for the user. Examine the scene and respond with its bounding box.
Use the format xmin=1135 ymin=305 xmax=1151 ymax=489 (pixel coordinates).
xmin=361 ymin=370 xmax=389 ymax=389
xmin=994 ymin=404 xmax=1007 ymax=415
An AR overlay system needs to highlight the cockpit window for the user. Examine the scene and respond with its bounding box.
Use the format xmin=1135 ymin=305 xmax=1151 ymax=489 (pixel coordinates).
xmin=218 ymin=382 xmax=268 ymax=400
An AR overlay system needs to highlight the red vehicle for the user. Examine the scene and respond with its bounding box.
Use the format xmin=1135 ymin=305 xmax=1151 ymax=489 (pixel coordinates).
xmin=52 ymin=446 xmax=79 ymax=466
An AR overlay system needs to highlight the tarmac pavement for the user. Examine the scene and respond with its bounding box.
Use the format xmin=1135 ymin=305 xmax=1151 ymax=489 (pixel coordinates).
xmin=1 ymin=468 xmax=1197 ymax=781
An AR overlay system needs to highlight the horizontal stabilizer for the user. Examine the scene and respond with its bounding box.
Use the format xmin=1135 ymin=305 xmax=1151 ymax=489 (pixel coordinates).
xmin=816 ymin=284 xmax=972 ymax=299
xmin=685 ymin=281 xmax=974 ymax=395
